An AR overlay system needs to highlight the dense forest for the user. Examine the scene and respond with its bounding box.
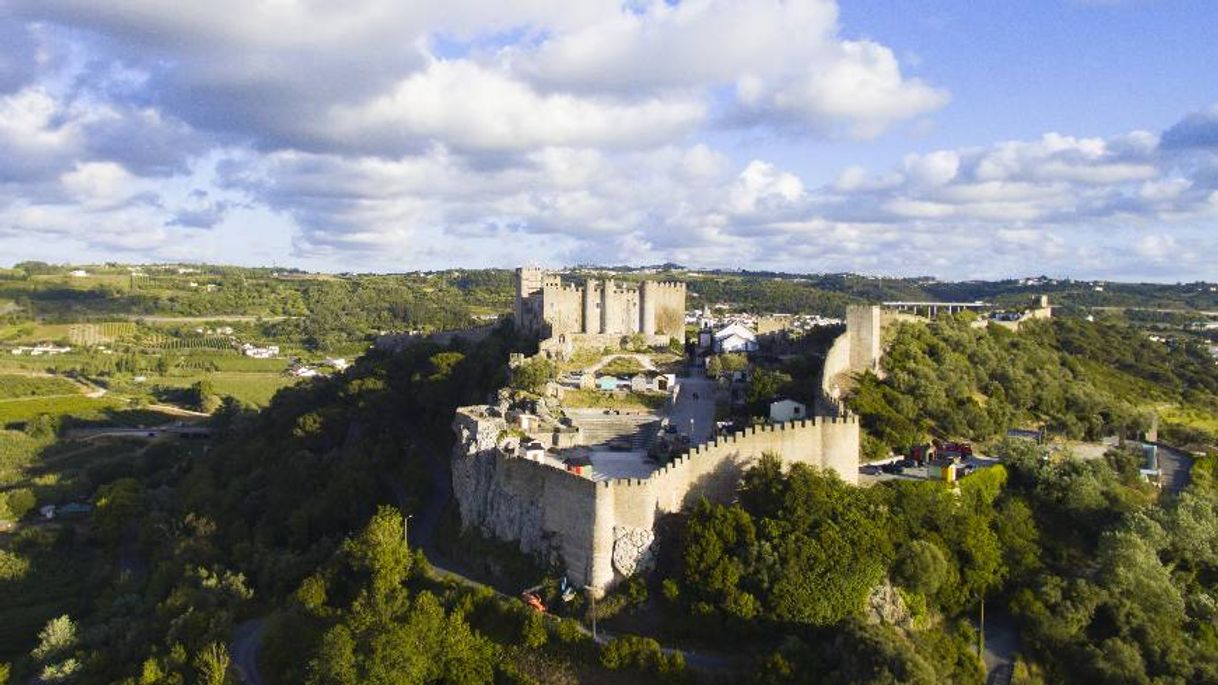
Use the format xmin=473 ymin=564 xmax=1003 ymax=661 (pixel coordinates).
xmin=657 ymin=443 xmax=1218 ymax=683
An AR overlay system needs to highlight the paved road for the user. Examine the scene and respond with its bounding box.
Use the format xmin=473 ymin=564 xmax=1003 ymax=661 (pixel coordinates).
xmin=1155 ymin=443 xmax=1192 ymax=494
xmin=982 ymin=607 xmax=1019 ymax=685
xmin=669 ymin=367 xmax=716 ymax=445
xmin=230 ymin=618 xmax=265 ymax=685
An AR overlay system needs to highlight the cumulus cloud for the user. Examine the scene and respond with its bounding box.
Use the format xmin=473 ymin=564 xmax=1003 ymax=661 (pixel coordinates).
xmin=1160 ymin=105 xmax=1218 ymax=151
xmin=1 ymin=2 xmax=1216 ymax=279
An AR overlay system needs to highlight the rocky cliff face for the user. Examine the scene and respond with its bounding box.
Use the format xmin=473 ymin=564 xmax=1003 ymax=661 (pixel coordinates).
xmin=451 ymin=409 xmax=563 ymax=568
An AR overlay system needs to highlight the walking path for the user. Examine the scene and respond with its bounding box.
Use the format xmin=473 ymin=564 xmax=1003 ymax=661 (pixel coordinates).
xmin=668 ymin=366 xmax=715 ymax=445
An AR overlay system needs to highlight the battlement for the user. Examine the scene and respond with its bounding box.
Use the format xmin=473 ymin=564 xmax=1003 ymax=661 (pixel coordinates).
xmin=599 ymin=415 xmax=859 ymax=490
xmin=515 ymin=267 xmax=686 ymax=339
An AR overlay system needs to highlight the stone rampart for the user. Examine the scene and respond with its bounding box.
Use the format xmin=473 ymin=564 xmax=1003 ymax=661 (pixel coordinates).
xmin=452 ymin=406 xmax=859 ymax=593
xmin=453 ymin=411 xmax=602 ymax=582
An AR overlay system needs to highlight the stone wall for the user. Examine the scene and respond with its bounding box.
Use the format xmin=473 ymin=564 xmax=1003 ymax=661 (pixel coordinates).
xmin=452 ymin=411 xmax=602 ymax=582
xmin=819 ymin=305 xmax=882 ymax=413
xmin=542 ymin=283 xmax=583 ymax=335
xmin=514 ymin=268 xmax=686 ymax=341
xmin=452 ymin=407 xmax=859 ymax=593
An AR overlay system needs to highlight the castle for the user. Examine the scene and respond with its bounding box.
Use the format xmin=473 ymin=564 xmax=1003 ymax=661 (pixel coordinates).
xmin=452 ymin=404 xmax=859 ymax=595
xmin=515 ymin=267 xmax=686 ymax=343
xmin=449 ymin=268 xmax=861 ymax=595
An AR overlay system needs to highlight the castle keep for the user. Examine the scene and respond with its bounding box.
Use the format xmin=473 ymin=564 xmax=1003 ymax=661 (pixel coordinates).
xmin=515 ymin=267 xmax=686 ymax=341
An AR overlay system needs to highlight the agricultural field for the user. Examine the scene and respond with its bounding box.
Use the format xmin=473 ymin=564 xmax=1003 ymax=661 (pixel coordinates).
xmin=0 ymin=322 xmax=76 ymax=344
xmin=0 ymin=396 xmax=127 ymax=428
xmin=0 ymin=375 xmax=80 ymax=399
xmin=150 ymin=371 xmax=298 ymax=407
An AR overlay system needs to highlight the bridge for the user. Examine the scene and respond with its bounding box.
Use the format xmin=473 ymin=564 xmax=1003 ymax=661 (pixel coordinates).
xmin=882 ymin=301 xmax=992 ymax=317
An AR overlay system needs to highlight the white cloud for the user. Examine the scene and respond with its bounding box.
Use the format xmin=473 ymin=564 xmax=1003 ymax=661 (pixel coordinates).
xmin=329 ymin=60 xmax=705 ymax=154
xmin=2 ymin=4 xmax=1217 ymax=280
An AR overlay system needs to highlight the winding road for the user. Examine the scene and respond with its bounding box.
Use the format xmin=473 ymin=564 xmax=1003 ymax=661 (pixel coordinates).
xmin=228 ymin=369 xmax=737 ymax=683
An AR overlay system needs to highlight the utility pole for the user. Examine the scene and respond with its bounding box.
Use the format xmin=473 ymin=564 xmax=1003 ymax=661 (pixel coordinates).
xmin=585 ymin=586 xmax=598 ymax=642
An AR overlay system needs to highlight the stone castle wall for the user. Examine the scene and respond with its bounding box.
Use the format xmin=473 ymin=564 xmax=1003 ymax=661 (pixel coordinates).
xmin=452 ymin=409 xmax=859 ymax=592
xmin=515 ymin=268 xmax=686 ymax=341
xmin=819 ymin=305 xmax=883 ymax=412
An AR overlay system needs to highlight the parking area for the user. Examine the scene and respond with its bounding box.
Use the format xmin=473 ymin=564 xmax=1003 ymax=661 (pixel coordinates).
xmin=858 ymin=454 xmax=1001 ymax=485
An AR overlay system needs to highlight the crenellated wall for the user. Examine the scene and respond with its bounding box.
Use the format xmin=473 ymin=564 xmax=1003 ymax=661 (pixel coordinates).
xmin=542 ymin=283 xmax=584 ymax=335
xmin=452 ymin=406 xmax=859 ymax=593
xmin=515 ymin=268 xmax=686 ymax=343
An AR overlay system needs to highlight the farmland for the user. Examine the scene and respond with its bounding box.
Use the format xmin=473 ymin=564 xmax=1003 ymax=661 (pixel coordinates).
xmin=0 ymin=375 xmax=79 ymax=400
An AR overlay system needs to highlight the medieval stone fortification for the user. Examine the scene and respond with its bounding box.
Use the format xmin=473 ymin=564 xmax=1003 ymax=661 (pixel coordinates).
xmin=449 ymin=267 xmax=859 ymax=593
xmin=452 ymin=405 xmax=859 ymax=594
xmin=515 ymin=267 xmax=686 ymax=344
xmin=818 ymin=296 xmax=1053 ymax=413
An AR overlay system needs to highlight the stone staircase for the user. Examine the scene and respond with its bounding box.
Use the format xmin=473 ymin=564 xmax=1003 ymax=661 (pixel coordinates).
xmin=566 ymin=410 xmax=659 ymax=450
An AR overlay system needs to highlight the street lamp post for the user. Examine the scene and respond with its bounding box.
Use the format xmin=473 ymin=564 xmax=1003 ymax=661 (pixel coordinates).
xmin=584 ymin=586 xmax=598 ymax=642
xmin=403 ymin=513 xmax=414 ymax=547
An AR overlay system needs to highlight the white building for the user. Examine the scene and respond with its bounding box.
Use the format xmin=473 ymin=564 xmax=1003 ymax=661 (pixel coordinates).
xmin=523 ymin=441 xmax=547 ymax=461
xmin=713 ymin=323 xmax=759 ymax=353
xmin=241 ymin=343 xmax=280 ymax=359
xmin=69 ymin=269 xmax=89 ymax=278
xmin=769 ymin=399 xmax=807 ymax=423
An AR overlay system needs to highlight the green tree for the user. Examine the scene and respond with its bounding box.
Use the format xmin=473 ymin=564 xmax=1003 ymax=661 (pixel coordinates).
xmin=194 ymin=643 xmax=232 ymax=685
xmin=188 ymin=379 xmax=221 ymax=412
xmin=746 ymin=368 xmax=792 ymax=415
xmin=510 ymin=357 xmax=555 ymax=394
xmin=306 ymin=625 xmax=358 ymax=685
xmin=94 ymin=477 xmax=144 ymax=543
xmin=2 ymin=488 xmax=36 ymax=520
xmin=893 ymin=540 xmax=950 ymax=597
xmin=24 ymin=413 xmax=59 ymax=440
xmin=342 ymin=506 xmax=412 ymax=605
xmin=32 ymin=614 xmax=76 ymax=662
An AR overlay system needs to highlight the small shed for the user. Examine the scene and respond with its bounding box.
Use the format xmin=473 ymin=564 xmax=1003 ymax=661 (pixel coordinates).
xmin=523 ymin=441 xmax=547 ymax=461
xmin=769 ymin=399 xmax=807 ymax=423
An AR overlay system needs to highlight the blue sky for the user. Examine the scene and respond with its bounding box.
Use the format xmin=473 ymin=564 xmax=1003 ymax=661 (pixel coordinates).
xmin=1 ymin=0 xmax=1216 ymax=280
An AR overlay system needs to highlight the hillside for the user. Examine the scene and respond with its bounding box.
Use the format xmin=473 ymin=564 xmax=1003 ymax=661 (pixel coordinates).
xmin=847 ymin=315 xmax=1218 ymax=458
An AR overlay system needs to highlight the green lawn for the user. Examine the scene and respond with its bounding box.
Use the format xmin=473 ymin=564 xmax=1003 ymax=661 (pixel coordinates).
xmin=561 ymin=388 xmax=667 ymax=411
xmin=210 ymin=373 xmax=299 ymax=406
